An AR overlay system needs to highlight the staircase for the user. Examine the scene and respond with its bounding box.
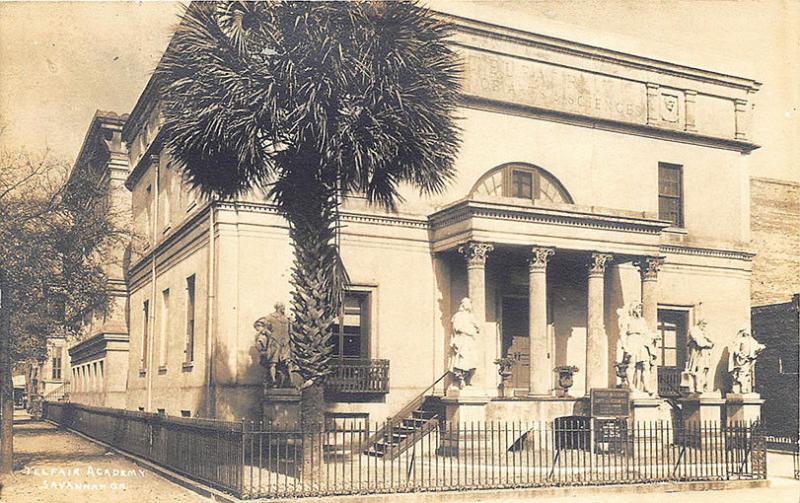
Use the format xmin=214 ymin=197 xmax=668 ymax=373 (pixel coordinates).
xmin=364 ymin=374 xmax=447 ymax=460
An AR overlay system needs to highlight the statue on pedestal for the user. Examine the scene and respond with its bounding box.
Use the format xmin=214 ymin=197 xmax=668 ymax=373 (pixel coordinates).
xmin=617 ymin=302 xmax=658 ymax=396
xmin=686 ymin=319 xmax=715 ymax=394
xmin=450 ymin=298 xmax=480 ymax=389
xmin=255 ymin=302 xmax=292 ymax=388
xmin=728 ymin=329 xmax=765 ymax=394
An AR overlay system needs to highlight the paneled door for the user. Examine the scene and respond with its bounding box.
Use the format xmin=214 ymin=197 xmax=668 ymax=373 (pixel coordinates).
xmin=502 ymin=297 xmax=530 ymax=393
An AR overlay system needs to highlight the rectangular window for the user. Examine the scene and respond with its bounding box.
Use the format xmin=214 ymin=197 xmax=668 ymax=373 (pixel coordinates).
xmin=185 ymin=275 xmax=196 ymax=362
xmin=181 ymin=410 xmax=191 ymax=418
xmin=511 ymin=170 xmax=533 ymax=199
xmin=142 ymin=300 xmax=150 ymax=370
xmin=159 ymin=288 xmax=170 ymax=368
xmin=658 ymin=163 xmax=684 ymax=227
xmin=51 ymin=347 xmax=62 ymax=381
xmin=145 ymin=184 xmax=153 ymax=246
xmin=656 ymin=309 xmax=688 ymax=367
xmin=330 ymin=292 xmax=370 ymax=359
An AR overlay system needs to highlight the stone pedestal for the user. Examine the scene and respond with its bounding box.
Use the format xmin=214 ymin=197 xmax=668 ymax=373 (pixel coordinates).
xmin=680 ymin=393 xmax=725 ymax=426
xmin=678 ymin=393 xmax=724 ymax=447
xmin=631 ymin=397 xmax=674 ymax=444
xmin=726 ymin=393 xmax=764 ymax=424
xmin=263 ymin=386 xmax=302 ymax=429
xmin=631 ymin=397 xmax=672 ymax=424
xmin=439 ymin=388 xmax=489 ymax=455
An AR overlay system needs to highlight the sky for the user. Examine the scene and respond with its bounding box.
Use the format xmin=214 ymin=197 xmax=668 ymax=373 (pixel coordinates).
xmin=0 ymin=0 xmax=797 ymax=182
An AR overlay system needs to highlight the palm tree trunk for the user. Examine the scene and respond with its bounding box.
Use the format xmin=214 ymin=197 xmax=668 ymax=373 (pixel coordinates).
xmin=285 ymin=180 xmax=341 ymax=485
xmin=0 ymin=270 xmax=14 ymax=474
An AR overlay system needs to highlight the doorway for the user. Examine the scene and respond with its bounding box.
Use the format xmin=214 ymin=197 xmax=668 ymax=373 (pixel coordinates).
xmin=502 ymin=296 xmax=530 ymax=394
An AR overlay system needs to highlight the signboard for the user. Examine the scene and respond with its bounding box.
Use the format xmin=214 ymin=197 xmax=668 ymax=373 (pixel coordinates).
xmin=590 ymin=388 xmax=631 ymax=418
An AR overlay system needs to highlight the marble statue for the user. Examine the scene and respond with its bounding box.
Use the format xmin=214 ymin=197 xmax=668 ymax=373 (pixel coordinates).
xmin=615 ymin=307 xmax=633 ymax=387
xmin=255 ymin=302 xmax=292 ymax=388
xmin=729 ymin=329 xmax=765 ymax=394
xmin=617 ymin=302 xmax=658 ymax=396
xmin=686 ymin=319 xmax=715 ymax=394
xmin=450 ymin=298 xmax=480 ymax=389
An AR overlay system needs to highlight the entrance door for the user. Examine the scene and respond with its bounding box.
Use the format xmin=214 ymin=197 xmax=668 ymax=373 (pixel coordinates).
xmin=502 ymin=297 xmax=530 ymax=393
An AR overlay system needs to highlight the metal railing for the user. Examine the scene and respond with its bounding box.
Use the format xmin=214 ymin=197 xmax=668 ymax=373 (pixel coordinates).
xmin=326 ymin=359 xmax=390 ymax=394
xmin=43 ymin=381 xmax=71 ymax=402
xmin=43 ymin=402 xmax=244 ymax=493
xmin=43 ymin=402 xmax=766 ymax=499
xmin=765 ymin=435 xmax=799 ymax=480
xmin=658 ymin=367 xmax=682 ymax=397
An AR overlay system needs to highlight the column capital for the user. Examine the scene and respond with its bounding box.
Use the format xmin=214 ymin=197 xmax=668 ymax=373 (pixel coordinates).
xmin=528 ymin=247 xmax=555 ymax=273
xmin=588 ymin=252 xmax=613 ymax=277
xmin=635 ymin=256 xmax=665 ymax=281
xmin=458 ymin=241 xmax=493 ymax=268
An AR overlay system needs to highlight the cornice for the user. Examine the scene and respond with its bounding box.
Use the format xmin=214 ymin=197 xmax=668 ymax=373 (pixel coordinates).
xmin=659 ymin=244 xmax=755 ymax=261
xmin=128 ymin=202 xmax=212 ymax=279
xmin=439 ymin=12 xmax=761 ymax=93
xmin=430 ymin=199 xmax=671 ymax=235
xmin=215 ymin=201 xmax=430 ymax=230
xmin=124 ymin=127 xmax=166 ymax=191
xmin=68 ymin=333 xmax=130 ymax=365
xmin=461 ymin=96 xmax=760 ymax=154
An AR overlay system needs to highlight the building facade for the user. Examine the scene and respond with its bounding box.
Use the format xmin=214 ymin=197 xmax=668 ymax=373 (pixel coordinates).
xmin=65 ymin=112 xmax=132 ymax=409
xmin=99 ymin=11 xmax=761 ymax=423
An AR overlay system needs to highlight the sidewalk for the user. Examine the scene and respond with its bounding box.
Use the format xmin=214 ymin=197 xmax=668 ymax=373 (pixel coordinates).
xmin=0 ymin=410 xmax=206 ymax=503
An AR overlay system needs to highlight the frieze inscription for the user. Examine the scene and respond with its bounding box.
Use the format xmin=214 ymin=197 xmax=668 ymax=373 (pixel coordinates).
xmin=462 ymin=50 xmax=647 ymax=124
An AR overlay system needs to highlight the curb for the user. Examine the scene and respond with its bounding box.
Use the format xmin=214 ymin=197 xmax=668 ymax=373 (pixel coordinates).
xmin=44 ymin=420 xmax=770 ymax=503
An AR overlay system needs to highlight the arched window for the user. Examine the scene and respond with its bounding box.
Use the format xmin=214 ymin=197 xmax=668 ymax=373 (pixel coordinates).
xmin=470 ymin=163 xmax=574 ymax=204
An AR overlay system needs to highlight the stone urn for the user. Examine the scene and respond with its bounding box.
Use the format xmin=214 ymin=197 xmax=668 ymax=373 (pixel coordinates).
xmin=554 ymin=365 xmax=579 ymax=397
xmin=494 ymin=358 xmax=514 ymax=398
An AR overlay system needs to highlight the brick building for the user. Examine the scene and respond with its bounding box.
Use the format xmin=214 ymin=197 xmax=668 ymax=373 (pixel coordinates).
xmin=753 ymin=294 xmax=799 ymax=437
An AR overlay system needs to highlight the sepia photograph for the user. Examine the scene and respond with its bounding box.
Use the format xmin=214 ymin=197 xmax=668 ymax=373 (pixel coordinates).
xmin=0 ymin=1 xmax=798 ymax=502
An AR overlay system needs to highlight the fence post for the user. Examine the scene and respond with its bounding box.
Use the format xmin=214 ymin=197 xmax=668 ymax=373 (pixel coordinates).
xmin=240 ymin=418 xmax=247 ymax=498
xmin=751 ymin=421 xmax=767 ymax=479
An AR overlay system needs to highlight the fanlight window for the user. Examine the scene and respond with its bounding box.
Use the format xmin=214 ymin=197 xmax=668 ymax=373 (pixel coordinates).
xmin=471 ymin=164 xmax=573 ymax=204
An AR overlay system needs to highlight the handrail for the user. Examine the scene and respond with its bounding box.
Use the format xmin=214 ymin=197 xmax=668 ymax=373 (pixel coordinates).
xmin=365 ymin=372 xmax=449 ymax=448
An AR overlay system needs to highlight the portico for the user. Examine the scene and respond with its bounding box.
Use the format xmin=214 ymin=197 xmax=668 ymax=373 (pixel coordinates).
xmin=430 ymin=196 xmax=671 ymax=411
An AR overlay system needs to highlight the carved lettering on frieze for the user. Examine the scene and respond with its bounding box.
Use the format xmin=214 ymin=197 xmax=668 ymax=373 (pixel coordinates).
xmin=462 ymin=49 xmax=647 ymax=124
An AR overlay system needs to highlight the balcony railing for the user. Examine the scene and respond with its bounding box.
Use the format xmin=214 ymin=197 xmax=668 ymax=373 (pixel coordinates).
xmin=658 ymin=366 xmax=682 ymax=397
xmin=327 ymin=359 xmax=389 ymax=394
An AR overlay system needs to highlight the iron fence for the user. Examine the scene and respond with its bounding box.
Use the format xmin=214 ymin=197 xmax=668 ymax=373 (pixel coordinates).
xmin=43 ymin=401 xmax=243 ymax=493
xmin=765 ymin=435 xmax=800 ymax=480
xmin=42 ymin=402 xmax=766 ymax=499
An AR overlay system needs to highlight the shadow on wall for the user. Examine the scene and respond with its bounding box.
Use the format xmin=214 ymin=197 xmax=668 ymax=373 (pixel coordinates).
xmin=715 ymin=346 xmax=731 ymax=395
xmin=606 ymin=263 xmax=626 ymax=385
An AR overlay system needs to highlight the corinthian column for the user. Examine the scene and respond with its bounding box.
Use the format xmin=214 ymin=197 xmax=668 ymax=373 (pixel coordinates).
xmin=528 ymin=247 xmax=555 ymax=396
xmin=586 ymin=253 xmax=613 ymax=392
xmin=458 ymin=241 xmax=493 ymax=394
xmin=635 ymin=256 xmax=664 ymax=333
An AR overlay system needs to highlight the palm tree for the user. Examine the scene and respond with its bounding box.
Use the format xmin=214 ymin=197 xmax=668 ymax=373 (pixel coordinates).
xmin=157 ymin=1 xmax=461 ymax=433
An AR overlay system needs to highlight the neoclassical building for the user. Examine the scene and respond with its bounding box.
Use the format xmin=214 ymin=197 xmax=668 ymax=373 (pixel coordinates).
xmin=67 ymin=9 xmax=759 ymax=425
